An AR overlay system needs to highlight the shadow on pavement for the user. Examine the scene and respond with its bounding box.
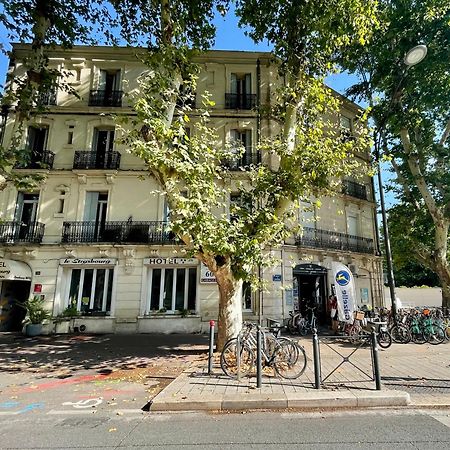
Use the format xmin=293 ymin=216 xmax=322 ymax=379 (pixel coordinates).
xmin=0 ymin=333 xmax=209 ymax=379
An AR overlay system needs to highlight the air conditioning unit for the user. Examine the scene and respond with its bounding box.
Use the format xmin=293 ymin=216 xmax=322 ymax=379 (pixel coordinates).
xmin=349 ymin=264 xmax=359 ymax=276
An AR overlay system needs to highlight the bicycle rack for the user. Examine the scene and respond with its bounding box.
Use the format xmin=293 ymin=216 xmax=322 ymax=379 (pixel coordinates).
xmin=312 ymin=329 xmax=381 ymax=390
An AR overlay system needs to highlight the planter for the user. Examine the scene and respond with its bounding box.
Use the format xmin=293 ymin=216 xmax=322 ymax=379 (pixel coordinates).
xmin=25 ymin=323 xmax=43 ymax=337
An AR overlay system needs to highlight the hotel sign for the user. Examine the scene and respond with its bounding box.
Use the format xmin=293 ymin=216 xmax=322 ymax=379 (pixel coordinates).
xmin=144 ymin=257 xmax=198 ymax=266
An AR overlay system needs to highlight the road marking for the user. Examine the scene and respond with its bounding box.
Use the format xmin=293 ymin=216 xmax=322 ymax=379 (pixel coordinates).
xmin=47 ymin=409 xmax=144 ymax=415
xmin=62 ymin=398 xmax=103 ymax=409
xmin=427 ymin=412 xmax=450 ymax=429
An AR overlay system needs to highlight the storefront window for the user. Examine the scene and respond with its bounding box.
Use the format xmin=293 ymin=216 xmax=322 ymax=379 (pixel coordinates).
xmin=147 ymin=267 xmax=197 ymax=313
xmin=68 ymin=268 xmax=113 ymax=315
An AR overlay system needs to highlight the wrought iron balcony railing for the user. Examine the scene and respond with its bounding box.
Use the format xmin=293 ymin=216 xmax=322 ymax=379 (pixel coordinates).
xmin=342 ymin=180 xmax=369 ymax=201
xmin=88 ymin=90 xmax=123 ymax=107
xmin=0 ymin=221 xmax=45 ymax=244
xmin=224 ymin=151 xmax=261 ymax=170
xmin=295 ymin=227 xmax=374 ymax=254
xmin=225 ymin=93 xmax=257 ymax=110
xmin=61 ymin=221 xmax=178 ymax=244
xmin=15 ymin=150 xmax=55 ymax=169
xmin=73 ymin=151 xmax=121 ymax=170
xmin=37 ymin=90 xmax=57 ymax=106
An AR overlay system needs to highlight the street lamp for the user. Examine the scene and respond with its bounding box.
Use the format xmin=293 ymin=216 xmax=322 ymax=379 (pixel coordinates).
xmin=376 ymin=44 xmax=427 ymax=322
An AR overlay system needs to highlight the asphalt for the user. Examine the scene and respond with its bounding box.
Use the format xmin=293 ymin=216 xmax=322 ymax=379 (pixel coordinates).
xmin=0 ymin=332 xmax=449 ymax=415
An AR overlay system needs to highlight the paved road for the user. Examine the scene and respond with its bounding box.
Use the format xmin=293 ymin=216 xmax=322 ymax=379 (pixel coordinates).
xmin=0 ymin=408 xmax=449 ymax=449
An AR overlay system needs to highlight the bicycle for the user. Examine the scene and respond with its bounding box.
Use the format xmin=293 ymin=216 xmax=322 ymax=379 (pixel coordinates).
xmin=287 ymin=310 xmax=303 ymax=334
xmin=298 ymin=306 xmax=317 ymax=336
xmin=220 ymin=322 xmax=307 ymax=380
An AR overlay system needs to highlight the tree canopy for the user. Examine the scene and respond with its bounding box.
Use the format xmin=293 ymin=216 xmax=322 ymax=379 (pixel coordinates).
xmin=342 ymin=0 xmax=450 ymax=307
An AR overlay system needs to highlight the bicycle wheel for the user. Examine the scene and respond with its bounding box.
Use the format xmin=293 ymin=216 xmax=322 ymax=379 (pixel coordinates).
xmin=411 ymin=329 xmax=426 ymax=344
xmin=377 ymin=330 xmax=392 ymax=349
xmin=274 ymin=340 xmax=307 ymax=379
xmin=425 ymin=326 xmax=445 ymax=345
xmin=220 ymin=338 xmax=254 ymax=378
xmin=298 ymin=319 xmax=307 ymax=336
xmin=390 ymin=324 xmax=411 ymax=344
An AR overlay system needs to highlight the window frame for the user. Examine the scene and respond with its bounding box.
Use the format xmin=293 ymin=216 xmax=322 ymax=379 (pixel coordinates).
xmin=145 ymin=265 xmax=198 ymax=314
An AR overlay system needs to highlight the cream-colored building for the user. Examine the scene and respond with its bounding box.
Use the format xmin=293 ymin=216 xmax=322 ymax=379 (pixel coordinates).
xmin=0 ymin=45 xmax=383 ymax=334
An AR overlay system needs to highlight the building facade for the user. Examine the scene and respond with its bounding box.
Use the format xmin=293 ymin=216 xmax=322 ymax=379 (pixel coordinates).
xmin=0 ymin=45 xmax=383 ymax=334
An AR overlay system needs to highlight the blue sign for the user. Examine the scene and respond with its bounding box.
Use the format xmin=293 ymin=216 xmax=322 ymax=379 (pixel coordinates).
xmin=335 ymin=270 xmax=350 ymax=286
xmin=272 ymin=274 xmax=282 ymax=282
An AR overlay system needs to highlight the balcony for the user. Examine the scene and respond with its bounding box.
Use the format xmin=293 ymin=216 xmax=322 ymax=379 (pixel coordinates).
xmin=37 ymin=90 xmax=57 ymax=106
xmin=61 ymin=221 xmax=178 ymax=244
xmin=73 ymin=151 xmax=121 ymax=170
xmin=15 ymin=150 xmax=55 ymax=170
xmin=296 ymin=227 xmax=374 ymax=254
xmin=89 ymin=90 xmax=123 ymax=107
xmin=0 ymin=222 xmax=45 ymax=244
xmin=225 ymin=93 xmax=257 ymax=110
xmin=224 ymin=151 xmax=261 ymax=170
xmin=342 ymin=180 xmax=369 ymax=201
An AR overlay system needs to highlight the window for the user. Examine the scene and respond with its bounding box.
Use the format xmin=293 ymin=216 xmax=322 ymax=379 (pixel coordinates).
xmin=347 ymin=214 xmax=359 ymax=236
xmin=229 ymin=129 xmax=253 ymax=168
xmin=67 ymin=267 xmax=113 ymax=315
xmin=242 ymin=281 xmax=252 ymax=311
xmin=84 ymin=192 xmax=108 ymax=240
xmin=299 ymin=201 xmax=316 ymax=229
xmin=147 ymin=267 xmax=197 ymax=313
xmin=226 ymin=73 xmax=255 ymax=109
xmin=99 ymin=69 xmax=121 ymax=93
xmin=27 ymin=126 xmax=48 ymax=154
xmin=231 ymin=73 xmax=251 ymax=96
xmin=15 ymin=193 xmax=39 ymax=225
xmin=230 ymin=193 xmax=252 ymax=221
xmin=89 ymin=69 xmax=122 ymax=107
xmin=340 ymin=115 xmax=354 ymax=141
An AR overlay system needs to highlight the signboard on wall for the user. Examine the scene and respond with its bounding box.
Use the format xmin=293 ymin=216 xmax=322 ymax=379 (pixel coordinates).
xmin=200 ymin=263 xmax=217 ymax=284
xmin=0 ymin=259 xmax=32 ymax=281
xmin=144 ymin=257 xmax=198 ymax=266
xmin=60 ymin=258 xmax=117 ymax=266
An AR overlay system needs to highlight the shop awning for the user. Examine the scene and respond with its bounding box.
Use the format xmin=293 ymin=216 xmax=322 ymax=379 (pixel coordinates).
xmin=0 ymin=259 xmax=32 ymax=281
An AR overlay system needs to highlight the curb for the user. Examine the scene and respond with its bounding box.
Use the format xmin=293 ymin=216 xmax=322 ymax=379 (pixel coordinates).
xmin=150 ymin=390 xmax=411 ymax=412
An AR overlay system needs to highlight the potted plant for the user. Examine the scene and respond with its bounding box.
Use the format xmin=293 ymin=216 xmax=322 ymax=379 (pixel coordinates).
xmin=53 ymin=304 xmax=80 ymax=333
xmin=18 ymin=296 xmax=51 ymax=336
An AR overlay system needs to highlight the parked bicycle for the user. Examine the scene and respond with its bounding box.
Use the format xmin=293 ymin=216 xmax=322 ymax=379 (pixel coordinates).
xmin=298 ymin=306 xmax=317 ymax=336
xmin=342 ymin=311 xmax=392 ymax=349
xmin=220 ymin=322 xmax=307 ymax=379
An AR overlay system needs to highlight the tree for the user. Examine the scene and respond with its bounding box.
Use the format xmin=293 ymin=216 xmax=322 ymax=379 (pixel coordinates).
xmin=342 ymin=1 xmax=450 ymax=307
xmin=121 ymin=0 xmax=377 ymax=348
xmin=379 ymin=212 xmax=440 ymax=287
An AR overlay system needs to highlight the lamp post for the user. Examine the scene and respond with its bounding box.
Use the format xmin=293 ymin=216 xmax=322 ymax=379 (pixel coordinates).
xmin=376 ymin=45 xmax=427 ymax=322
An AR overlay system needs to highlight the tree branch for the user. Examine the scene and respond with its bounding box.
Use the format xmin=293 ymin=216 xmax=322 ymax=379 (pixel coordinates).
xmin=439 ymin=117 xmax=450 ymax=146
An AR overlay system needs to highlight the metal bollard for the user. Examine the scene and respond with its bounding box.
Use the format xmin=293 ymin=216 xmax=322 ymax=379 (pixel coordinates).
xmin=371 ymin=330 xmax=382 ymax=390
xmin=256 ymin=325 xmax=262 ymax=388
xmin=312 ymin=328 xmax=321 ymax=389
xmin=208 ymin=320 xmax=215 ymax=375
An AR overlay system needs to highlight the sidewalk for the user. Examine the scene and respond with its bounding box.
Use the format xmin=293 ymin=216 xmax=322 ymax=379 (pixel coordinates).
xmin=0 ymin=332 xmax=449 ymax=415
xmin=151 ymin=337 xmax=450 ymax=412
